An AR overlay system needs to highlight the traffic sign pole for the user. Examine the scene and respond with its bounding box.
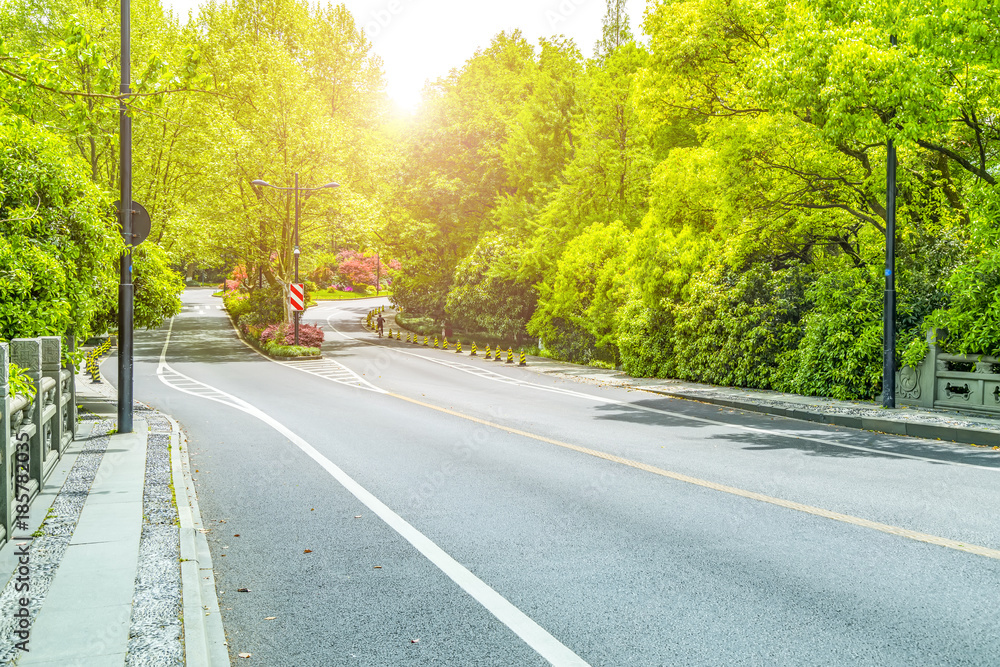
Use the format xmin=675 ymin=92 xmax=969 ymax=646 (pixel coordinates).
xmin=294 ymin=173 xmax=301 ymax=346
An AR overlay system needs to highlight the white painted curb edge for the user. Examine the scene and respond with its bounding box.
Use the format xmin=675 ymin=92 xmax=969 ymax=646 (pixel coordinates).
xmin=169 ymin=414 xmax=229 ymax=666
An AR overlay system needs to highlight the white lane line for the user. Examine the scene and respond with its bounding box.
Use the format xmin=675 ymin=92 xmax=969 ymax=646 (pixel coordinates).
xmin=156 ymin=316 xmax=589 ymax=667
xmin=322 ymin=312 xmax=1000 ymax=473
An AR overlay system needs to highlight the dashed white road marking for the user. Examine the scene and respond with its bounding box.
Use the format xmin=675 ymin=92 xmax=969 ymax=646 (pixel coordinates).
xmin=276 ymin=357 xmax=385 ymax=394
xmin=156 ymin=316 xmax=590 ymax=667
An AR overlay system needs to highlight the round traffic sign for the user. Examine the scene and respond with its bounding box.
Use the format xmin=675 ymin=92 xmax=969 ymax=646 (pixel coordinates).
xmin=114 ymin=200 xmax=151 ymax=246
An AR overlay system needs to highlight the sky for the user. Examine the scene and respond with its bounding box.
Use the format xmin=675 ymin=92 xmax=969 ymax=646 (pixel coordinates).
xmin=163 ymin=0 xmax=648 ymax=113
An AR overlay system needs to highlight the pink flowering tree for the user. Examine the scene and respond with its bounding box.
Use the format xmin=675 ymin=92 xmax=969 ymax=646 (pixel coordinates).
xmin=335 ymin=250 xmax=393 ymax=290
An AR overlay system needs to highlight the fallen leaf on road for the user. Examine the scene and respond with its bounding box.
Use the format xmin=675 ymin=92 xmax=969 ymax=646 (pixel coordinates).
xmin=303 ymin=549 xmax=313 ymax=553
xmin=373 ymin=565 xmax=382 ymax=569
xmin=411 ymin=639 xmax=420 ymax=644
xmin=237 ymin=588 xmax=251 ymax=593
xmin=238 ymin=652 xmax=251 ymax=659
xmin=354 ymin=515 xmax=362 ymax=519
xmin=310 ymin=508 xmax=315 ymax=511
xmin=234 ymin=534 xmax=240 ymax=537
xmin=264 ymin=617 xmax=277 ymax=620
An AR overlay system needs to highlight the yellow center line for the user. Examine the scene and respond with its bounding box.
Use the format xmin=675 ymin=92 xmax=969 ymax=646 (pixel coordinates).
xmin=389 ymin=392 xmax=1000 ymax=562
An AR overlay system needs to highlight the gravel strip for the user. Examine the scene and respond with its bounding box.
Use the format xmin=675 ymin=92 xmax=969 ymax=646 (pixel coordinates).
xmin=0 ymin=414 xmax=112 ymax=663
xmin=125 ymin=407 xmax=183 ymax=667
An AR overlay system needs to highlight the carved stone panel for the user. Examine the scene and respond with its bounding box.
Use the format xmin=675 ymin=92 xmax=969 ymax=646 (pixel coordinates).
xmin=937 ymin=378 xmax=982 ymax=405
xmin=986 ymin=382 xmax=1000 ymax=407
xmin=40 ymin=336 xmax=61 ymax=372
xmin=897 ymin=366 xmax=921 ymax=400
xmin=11 ymin=338 xmax=41 ymax=373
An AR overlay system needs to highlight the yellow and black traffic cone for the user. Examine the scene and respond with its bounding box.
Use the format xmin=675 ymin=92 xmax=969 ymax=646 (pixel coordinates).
xmin=456 ymin=340 xmax=462 ymax=354
xmin=423 ymin=335 xmax=428 ymax=346
xmin=470 ymin=342 xmax=477 ymax=357
xmin=434 ymin=336 xmax=439 ymax=348
xmin=506 ymin=347 xmax=514 ymax=364
xmin=87 ymin=352 xmax=101 ymax=383
xmin=443 ymin=339 xmax=449 ymax=350
xmin=519 ymin=350 xmax=527 ymax=366
xmin=396 ymin=330 xmax=401 ymax=341
xmin=484 ymin=344 xmax=492 ymax=359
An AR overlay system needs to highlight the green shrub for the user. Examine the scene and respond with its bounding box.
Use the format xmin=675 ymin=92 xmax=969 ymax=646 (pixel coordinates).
xmin=0 ymin=122 xmax=120 ymax=341
xmin=7 ymin=363 xmax=35 ymax=400
xmin=262 ymin=341 xmax=320 ymax=357
xmin=669 ymin=263 xmax=809 ymax=389
xmin=445 ymin=232 xmax=536 ymax=341
xmin=395 ymin=312 xmax=440 ymax=336
xmin=774 ymin=266 xmax=882 ymax=400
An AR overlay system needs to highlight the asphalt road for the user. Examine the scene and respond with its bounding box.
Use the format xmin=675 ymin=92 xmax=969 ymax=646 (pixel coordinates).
xmin=108 ymin=287 xmax=1000 ymax=666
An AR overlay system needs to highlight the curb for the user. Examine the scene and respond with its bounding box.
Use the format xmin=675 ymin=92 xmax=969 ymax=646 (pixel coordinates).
xmin=637 ymin=388 xmax=1000 ymax=448
xmin=169 ymin=415 xmax=229 ymax=666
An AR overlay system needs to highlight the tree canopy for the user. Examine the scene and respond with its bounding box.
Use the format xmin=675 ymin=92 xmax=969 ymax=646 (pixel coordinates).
xmin=4 ymin=0 xmax=999 ymax=401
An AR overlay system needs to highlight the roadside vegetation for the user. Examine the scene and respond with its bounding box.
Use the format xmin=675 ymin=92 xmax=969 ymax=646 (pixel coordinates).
xmin=385 ymin=0 xmax=1000 ymax=401
xmin=4 ymin=0 xmax=997 ymax=402
xmin=0 ymin=4 xmax=185 ymax=381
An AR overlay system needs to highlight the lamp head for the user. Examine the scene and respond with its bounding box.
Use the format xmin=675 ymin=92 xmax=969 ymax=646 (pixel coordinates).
xmin=250 ymin=179 xmax=270 ymax=188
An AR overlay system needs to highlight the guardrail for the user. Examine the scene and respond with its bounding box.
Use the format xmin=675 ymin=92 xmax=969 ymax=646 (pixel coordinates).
xmin=0 ymin=337 xmax=77 ymax=545
xmin=897 ymin=329 xmax=1000 ymax=417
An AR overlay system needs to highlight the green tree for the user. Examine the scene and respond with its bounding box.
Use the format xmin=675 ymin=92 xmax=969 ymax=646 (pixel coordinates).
xmin=0 ymin=121 xmax=121 ymax=341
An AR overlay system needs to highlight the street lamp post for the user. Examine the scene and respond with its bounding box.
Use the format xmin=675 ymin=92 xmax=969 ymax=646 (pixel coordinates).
xmin=882 ymin=33 xmax=898 ymax=409
xmin=118 ymin=0 xmax=134 ymax=434
xmin=251 ymin=175 xmax=339 ymax=345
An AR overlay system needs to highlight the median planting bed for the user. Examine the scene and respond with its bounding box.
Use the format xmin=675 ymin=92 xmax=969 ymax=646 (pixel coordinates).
xmin=222 ymin=288 xmax=323 ymax=359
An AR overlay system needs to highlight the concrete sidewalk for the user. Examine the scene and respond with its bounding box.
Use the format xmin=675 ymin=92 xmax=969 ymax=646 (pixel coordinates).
xmin=0 ymin=369 xmax=227 ymax=665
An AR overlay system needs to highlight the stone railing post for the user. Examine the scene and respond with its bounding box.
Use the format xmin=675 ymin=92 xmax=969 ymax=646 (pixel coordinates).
xmin=896 ymin=328 xmax=940 ymax=409
xmin=41 ymin=336 xmax=63 ymax=455
xmin=65 ymin=334 xmax=77 ymax=439
xmin=11 ymin=339 xmax=43 ymax=486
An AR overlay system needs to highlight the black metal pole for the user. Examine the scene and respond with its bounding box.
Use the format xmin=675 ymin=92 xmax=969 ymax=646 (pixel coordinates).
xmin=294 ymin=171 xmax=300 ymax=346
xmin=376 ymin=251 xmax=380 ymax=296
xmin=882 ymin=35 xmax=898 ymax=409
xmin=117 ymin=0 xmax=133 ymax=433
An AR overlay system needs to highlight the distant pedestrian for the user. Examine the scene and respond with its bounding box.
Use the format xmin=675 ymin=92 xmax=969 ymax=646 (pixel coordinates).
xmin=376 ymin=313 xmax=385 ymax=337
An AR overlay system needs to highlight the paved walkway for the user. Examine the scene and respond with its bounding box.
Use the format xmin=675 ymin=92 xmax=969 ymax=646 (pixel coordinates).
xmin=0 ymin=366 xmax=227 ymax=666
